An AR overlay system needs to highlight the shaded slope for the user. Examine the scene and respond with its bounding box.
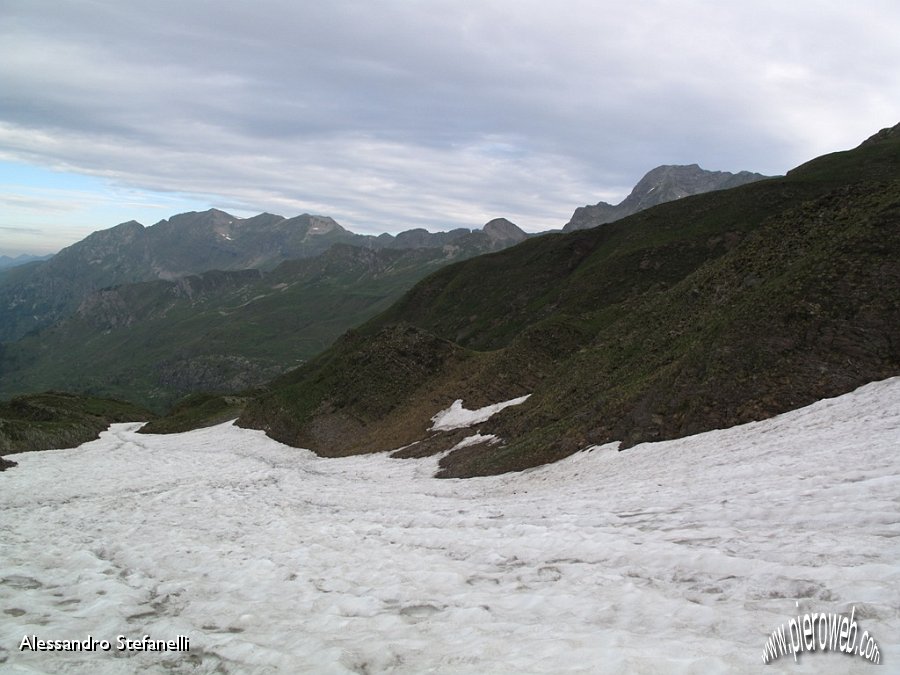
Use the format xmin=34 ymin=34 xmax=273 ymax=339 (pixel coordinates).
xmin=0 ymin=245 xmax=470 ymax=411
xmin=238 ymin=124 xmax=900 ymax=476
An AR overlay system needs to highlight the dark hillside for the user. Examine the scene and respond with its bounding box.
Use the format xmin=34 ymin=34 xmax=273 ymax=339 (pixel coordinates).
xmin=0 ymin=392 xmax=153 ymax=457
xmin=238 ymin=124 xmax=898 ymax=475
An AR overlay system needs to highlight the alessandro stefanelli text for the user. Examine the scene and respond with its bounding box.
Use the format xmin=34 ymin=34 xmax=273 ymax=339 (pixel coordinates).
xmin=20 ymin=634 xmax=190 ymax=652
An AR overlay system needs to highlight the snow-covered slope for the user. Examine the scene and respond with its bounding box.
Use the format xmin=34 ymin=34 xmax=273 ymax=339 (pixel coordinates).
xmin=1 ymin=379 xmax=898 ymax=673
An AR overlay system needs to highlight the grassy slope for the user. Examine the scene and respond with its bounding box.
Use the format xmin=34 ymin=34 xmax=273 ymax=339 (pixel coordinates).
xmin=0 ymin=392 xmax=153 ymax=456
xmin=138 ymin=393 xmax=250 ymax=434
xmin=238 ymin=127 xmax=900 ymax=475
xmin=0 ymin=245 xmax=457 ymax=412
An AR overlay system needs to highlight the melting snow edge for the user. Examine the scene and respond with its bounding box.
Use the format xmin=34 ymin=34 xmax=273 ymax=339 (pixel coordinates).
xmin=429 ymin=395 xmax=531 ymax=431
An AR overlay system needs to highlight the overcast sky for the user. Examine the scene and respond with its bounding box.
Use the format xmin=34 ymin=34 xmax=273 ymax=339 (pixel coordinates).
xmin=1 ymin=1 xmax=898 ymax=255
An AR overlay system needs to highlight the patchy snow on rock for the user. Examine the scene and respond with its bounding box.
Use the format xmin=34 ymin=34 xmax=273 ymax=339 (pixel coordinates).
xmin=1 ymin=379 xmax=898 ymax=673
xmin=429 ymin=395 xmax=531 ymax=431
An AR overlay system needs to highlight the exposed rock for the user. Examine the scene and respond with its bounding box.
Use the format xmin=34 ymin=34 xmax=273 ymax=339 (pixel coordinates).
xmin=563 ymin=164 xmax=769 ymax=232
xmin=483 ymin=218 xmax=528 ymax=244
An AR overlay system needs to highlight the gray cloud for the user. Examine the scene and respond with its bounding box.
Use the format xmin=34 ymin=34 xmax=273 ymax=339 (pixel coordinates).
xmin=1 ymin=0 xmax=898 ymax=240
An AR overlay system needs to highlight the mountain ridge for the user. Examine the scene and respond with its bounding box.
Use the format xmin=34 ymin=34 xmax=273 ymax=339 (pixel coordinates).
xmin=563 ymin=164 xmax=770 ymax=232
xmin=0 ymin=160 xmax=763 ymax=343
xmin=0 ymin=234 xmax=532 ymax=409
xmin=0 ymin=253 xmax=53 ymax=271
xmin=0 ymin=212 xmax=528 ymax=343
xmin=233 ymin=124 xmax=900 ymax=477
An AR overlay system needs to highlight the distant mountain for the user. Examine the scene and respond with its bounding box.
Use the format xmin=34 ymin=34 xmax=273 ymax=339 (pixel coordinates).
xmin=232 ymin=124 xmax=900 ymax=477
xmin=563 ymin=164 xmax=769 ymax=232
xmin=0 ymin=161 xmax=765 ymax=343
xmin=0 ymin=211 xmax=527 ymax=342
xmin=0 ymin=223 xmax=528 ymax=409
xmin=0 ymin=253 xmax=53 ymax=271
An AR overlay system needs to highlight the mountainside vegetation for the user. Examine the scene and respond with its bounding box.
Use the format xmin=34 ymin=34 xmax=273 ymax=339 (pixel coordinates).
xmin=0 ymin=391 xmax=153 ymax=457
xmin=0 ymin=211 xmax=527 ymax=343
xmin=0 ymin=244 xmax=484 ymax=411
xmin=137 ymin=393 xmax=249 ymax=434
xmin=236 ymin=124 xmax=900 ymax=477
xmin=0 ymin=164 xmax=761 ymax=415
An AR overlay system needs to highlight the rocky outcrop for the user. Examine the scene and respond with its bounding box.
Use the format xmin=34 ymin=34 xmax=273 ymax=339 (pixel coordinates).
xmin=563 ymin=164 xmax=769 ymax=232
xmin=483 ymin=218 xmax=528 ymax=245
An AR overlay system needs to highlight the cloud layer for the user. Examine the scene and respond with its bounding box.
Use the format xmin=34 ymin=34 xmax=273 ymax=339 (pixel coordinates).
xmin=1 ymin=0 xmax=898 ymax=250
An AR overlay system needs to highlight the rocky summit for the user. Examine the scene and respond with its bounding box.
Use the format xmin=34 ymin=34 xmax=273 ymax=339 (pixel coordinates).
xmin=563 ymin=164 xmax=769 ymax=232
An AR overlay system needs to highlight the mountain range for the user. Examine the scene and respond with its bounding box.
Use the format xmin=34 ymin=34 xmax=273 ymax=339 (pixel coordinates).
xmin=0 ymin=244 xmax=482 ymax=409
xmin=0 ymin=253 xmax=53 ymax=271
xmin=8 ymin=128 xmax=895 ymax=473
xmin=227 ymin=124 xmax=900 ymax=477
xmin=0 ymin=212 xmax=528 ymax=344
xmin=0 ymin=163 xmax=764 ymax=410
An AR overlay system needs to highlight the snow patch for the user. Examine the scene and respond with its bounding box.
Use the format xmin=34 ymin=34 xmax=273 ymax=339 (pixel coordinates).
xmin=429 ymin=395 xmax=531 ymax=431
xmin=448 ymin=433 xmax=498 ymax=451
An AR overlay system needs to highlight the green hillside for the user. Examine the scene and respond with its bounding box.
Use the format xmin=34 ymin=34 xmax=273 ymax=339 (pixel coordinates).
xmin=237 ymin=124 xmax=900 ymax=476
xmin=0 ymin=392 xmax=153 ymax=456
xmin=0 ymin=245 xmax=462 ymax=411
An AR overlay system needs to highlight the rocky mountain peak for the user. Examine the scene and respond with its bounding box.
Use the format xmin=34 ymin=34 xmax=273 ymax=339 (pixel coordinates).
xmin=115 ymin=220 xmax=145 ymax=231
xmin=563 ymin=164 xmax=769 ymax=232
xmin=304 ymin=215 xmax=343 ymax=235
xmin=82 ymin=220 xmax=144 ymax=245
xmin=623 ymin=164 xmax=736 ymax=211
xmin=482 ymin=218 xmax=527 ymax=243
xmin=162 ymin=208 xmax=237 ymax=229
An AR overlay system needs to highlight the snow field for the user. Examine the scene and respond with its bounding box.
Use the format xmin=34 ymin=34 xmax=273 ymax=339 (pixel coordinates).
xmin=429 ymin=395 xmax=531 ymax=431
xmin=1 ymin=378 xmax=899 ymax=673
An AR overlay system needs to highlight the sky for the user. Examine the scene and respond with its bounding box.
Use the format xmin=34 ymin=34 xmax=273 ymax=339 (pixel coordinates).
xmin=1 ymin=1 xmax=898 ymax=256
